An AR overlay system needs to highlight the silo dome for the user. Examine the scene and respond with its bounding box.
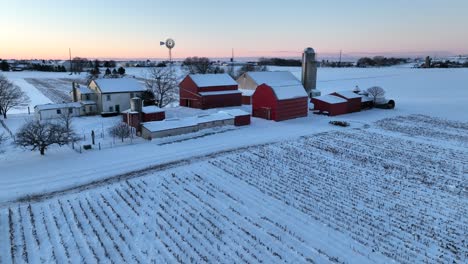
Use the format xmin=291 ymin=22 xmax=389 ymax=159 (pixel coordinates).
xmin=304 ymin=47 xmax=315 ymax=53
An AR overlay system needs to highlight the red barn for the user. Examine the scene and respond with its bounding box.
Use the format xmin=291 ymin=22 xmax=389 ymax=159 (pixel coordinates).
xmin=252 ymin=83 xmax=308 ymax=121
xmin=179 ymin=74 xmax=242 ymax=109
xmin=331 ymin=91 xmax=362 ymax=113
xmin=311 ymin=95 xmax=348 ymax=116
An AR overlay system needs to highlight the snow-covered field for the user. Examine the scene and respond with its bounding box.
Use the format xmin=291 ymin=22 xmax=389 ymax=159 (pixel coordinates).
xmin=0 ymin=67 xmax=467 ymax=263
xmin=0 ymin=115 xmax=466 ymax=263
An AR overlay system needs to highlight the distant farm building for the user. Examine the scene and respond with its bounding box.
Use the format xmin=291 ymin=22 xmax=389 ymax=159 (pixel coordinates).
xmin=179 ymin=74 xmax=242 ymax=109
xmin=311 ymin=95 xmax=348 ymax=116
xmin=331 ymin=91 xmax=362 ymax=113
xmin=252 ymin=83 xmax=308 ymax=121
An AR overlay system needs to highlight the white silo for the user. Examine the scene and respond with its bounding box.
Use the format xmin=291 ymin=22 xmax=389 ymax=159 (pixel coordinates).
xmin=302 ymin=47 xmax=321 ymax=97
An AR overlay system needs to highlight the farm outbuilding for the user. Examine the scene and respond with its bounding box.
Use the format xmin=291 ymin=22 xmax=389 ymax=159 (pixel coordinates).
xmin=141 ymin=111 xmax=241 ymax=139
xmin=239 ymin=89 xmax=254 ymax=105
xmin=237 ymin=71 xmax=301 ymax=91
xmin=311 ymin=95 xmax=348 ymax=116
xmin=220 ymin=109 xmax=251 ymax=126
xmin=122 ymin=98 xmax=165 ymax=131
xmin=252 ymin=83 xmax=308 ymax=121
xmin=179 ymin=74 xmax=242 ymax=109
xmin=331 ymin=91 xmax=362 ymax=113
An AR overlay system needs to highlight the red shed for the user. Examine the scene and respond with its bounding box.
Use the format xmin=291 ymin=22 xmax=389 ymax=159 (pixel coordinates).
xmin=252 ymin=83 xmax=308 ymax=121
xmin=220 ymin=109 xmax=251 ymax=126
xmin=311 ymin=95 xmax=348 ymax=116
xmin=122 ymin=105 xmax=165 ymax=131
xmin=179 ymin=74 xmax=242 ymax=109
xmin=331 ymin=91 xmax=362 ymax=113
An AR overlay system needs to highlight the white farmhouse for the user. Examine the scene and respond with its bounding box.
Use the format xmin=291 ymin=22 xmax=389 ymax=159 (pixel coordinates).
xmin=86 ymin=78 xmax=147 ymax=114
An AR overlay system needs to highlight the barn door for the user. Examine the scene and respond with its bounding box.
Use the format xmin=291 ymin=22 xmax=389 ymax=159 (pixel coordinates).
xmin=255 ymin=107 xmax=271 ymax=120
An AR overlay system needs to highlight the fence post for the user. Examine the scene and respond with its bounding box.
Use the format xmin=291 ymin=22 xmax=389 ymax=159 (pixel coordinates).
xmin=99 ymin=142 xmax=101 ymax=150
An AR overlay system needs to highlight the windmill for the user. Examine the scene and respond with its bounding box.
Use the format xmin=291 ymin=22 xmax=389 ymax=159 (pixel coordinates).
xmin=160 ymin=38 xmax=175 ymax=64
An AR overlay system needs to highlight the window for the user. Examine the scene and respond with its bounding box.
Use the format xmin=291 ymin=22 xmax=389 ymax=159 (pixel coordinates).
xmin=86 ymin=94 xmax=90 ymax=100
xmin=56 ymin=109 xmax=61 ymax=114
xmin=109 ymin=106 xmax=114 ymax=112
xmin=106 ymin=95 xmax=111 ymax=101
xmin=68 ymin=108 xmax=73 ymax=114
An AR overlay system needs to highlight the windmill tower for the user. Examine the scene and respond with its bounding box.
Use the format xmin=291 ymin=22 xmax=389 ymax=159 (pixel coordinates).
xmin=160 ymin=38 xmax=175 ymax=64
xmin=302 ymin=47 xmax=320 ymax=97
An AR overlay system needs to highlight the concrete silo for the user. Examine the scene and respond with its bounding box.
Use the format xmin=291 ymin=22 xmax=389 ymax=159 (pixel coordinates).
xmin=302 ymin=47 xmax=321 ymax=97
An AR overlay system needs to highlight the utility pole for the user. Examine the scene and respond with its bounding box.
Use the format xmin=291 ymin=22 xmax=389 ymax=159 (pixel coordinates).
xmin=69 ymin=48 xmax=73 ymax=74
xmin=338 ymin=50 xmax=342 ymax=67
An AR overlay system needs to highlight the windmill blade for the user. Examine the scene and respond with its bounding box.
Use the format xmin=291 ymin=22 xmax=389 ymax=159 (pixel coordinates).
xmin=160 ymin=41 xmax=165 ymax=46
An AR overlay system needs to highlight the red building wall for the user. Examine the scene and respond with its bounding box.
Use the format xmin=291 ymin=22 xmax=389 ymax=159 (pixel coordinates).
xmin=331 ymin=92 xmax=361 ymax=113
xmin=242 ymin=95 xmax=252 ymax=105
xmin=179 ymin=75 xmax=240 ymax=109
xmin=201 ymin=94 xmax=242 ymax=109
xmin=252 ymin=84 xmax=308 ymax=121
xmin=142 ymin=112 xmax=165 ymax=122
xmin=311 ymin=98 xmax=348 ymax=116
xmin=252 ymin=84 xmax=278 ymax=120
xmin=234 ymin=115 xmax=251 ymax=126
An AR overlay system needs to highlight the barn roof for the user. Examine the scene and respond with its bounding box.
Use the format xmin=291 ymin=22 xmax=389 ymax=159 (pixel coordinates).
xmin=93 ymin=78 xmax=146 ymax=93
xmin=267 ymin=84 xmax=308 ymax=100
xmin=77 ymin=85 xmax=94 ymax=94
xmin=199 ymin=90 xmax=242 ymax=96
xmin=313 ymin=95 xmax=347 ymax=104
xmin=189 ymin=74 xmax=237 ymax=88
xmin=246 ymin=71 xmax=301 ymax=87
xmin=334 ymin=90 xmax=362 ymax=99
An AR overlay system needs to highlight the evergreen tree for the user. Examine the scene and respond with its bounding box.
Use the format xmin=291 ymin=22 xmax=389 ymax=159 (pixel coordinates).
xmin=105 ymin=68 xmax=111 ymax=75
xmin=0 ymin=61 xmax=10 ymax=72
xmin=118 ymin=67 xmax=126 ymax=75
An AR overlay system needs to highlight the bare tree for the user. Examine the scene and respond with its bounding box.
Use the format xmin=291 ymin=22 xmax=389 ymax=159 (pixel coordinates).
xmin=0 ymin=75 xmax=30 ymax=119
xmin=57 ymin=111 xmax=79 ymax=143
xmin=183 ymin=57 xmax=225 ymax=74
xmin=145 ymin=67 xmax=178 ymax=107
xmin=15 ymin=120 xmax=71 ymax=155
xmin=109 ymin=122 xmax=131 ymax=142
xmin=235 ymin=63 xmax=268 ymax=78
xmin=366 ymin=86 xmax=386 ymax=104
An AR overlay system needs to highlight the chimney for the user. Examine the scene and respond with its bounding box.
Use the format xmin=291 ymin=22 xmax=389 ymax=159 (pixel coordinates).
xmin=302 ymin=47 xmax=320 ymax=97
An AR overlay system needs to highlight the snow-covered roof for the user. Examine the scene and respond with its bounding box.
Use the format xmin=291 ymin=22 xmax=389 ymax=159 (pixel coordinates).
xmin=142 ymin=106 xmax=164 ymax=114
xmin=35 ymin=102 xmax=82 ymax=111
xmin=189 ymin=74 xmax=237 ymax=88
xmin=361 ymin=96 xmax=373 ymax=102
xmin=246 ymin=71 xmax=301 ymax=87
xmin=143 ymin=118 xmax=198 ymax=132
xmin=80 ymin=100 xmax=96 ymax=105
xmin=199 ymin=90 xmax=242 ymax=96
xmin=239 ymin=89 xmax=255 ymax=96
xmin=220 ymin=109 xmax=250 ymax=117
xmin=142 ymin=112 xmax=235 ymax=132
xmin=77 ymin=85 xmax=93 ymax=94
xmin=93 ymin=78 xmax=146 ymax=93
xmin=197 ymin=112 xmax=233 ymax=123
xmin=334 ymin=91 xmax=362 ymax=99
xmin=313 ymin=95 xmax=347 ymax=104
xmin=267 ymin=84 xmax=308 ymax=100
